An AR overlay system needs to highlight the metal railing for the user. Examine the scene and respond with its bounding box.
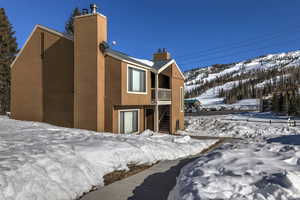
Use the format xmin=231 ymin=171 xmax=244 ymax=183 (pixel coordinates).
xmin=151 ymin=88 xmax=172 ymax=101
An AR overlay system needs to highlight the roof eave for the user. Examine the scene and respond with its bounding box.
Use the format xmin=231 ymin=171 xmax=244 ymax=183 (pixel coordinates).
xmin=105 ymin=51 xmax=157 ymax=72
xmin=157 ymin=59 xmax=185 ymax=80
xmin=10 ymin=25 xmax=73 ymax=68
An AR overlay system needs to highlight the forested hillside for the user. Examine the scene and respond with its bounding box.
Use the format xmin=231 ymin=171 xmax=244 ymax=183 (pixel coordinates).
xmin=184 ymin=50 xmax=300 ymax=114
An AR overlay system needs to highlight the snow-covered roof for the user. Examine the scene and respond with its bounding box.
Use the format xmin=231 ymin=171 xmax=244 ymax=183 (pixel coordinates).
xmin=105 ymin=48 xmax=173 ymax=71
xmin=105 ymin=48 xmax=153 ymax=68
xmin=105 ymin=48 xmax=185 ymax=79
xmin=130 ymin=57 xmax=154 ymax=67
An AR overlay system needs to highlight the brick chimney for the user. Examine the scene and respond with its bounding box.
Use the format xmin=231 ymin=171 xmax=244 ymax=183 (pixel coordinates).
xmin=74 ymin=4 xmax=107 ymax=131
xmin=153 ymin=48 xmax=171 ymax=61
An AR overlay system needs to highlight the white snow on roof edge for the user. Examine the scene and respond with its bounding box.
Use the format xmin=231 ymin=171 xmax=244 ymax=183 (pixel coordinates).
xmin=129 ymin=56 xmax=154 ymax=67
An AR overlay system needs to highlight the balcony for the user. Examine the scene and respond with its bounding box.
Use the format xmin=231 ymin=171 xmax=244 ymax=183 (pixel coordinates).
xmin=151 ymin=88 xmax=172 ymax=101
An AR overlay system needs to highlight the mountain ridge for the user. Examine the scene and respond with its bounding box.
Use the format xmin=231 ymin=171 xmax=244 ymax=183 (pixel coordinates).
xmin=184 ymin=49 xmax=300 ymax=107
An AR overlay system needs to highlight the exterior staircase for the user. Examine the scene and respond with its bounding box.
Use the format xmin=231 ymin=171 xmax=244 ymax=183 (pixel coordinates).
xmin=159 ymin=108 xmax=170 ymax=133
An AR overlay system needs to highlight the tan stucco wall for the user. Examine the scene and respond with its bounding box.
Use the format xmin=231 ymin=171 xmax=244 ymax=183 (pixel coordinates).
xmin=74 ymin=14 xmax=107 ymax=132
xmin=112 ymin=106 xmax=145 ymax=133
xmin=105 ymin=57 xmax=150 ymax=134
xmin=11 ymin=27 xmax=74 ymax=127
xmin=170 ymin=64 xmax=185 ymax=133
xmin=42 ymin=30 xmax=74 ymax=128
xmin=120 ymin=62 xmax=152 ymax=105
xmin=105 ymin=56 xmax=122 ymax=132
xmin=107 ymin=60 xmax=184 ymax=134
xmin=11 ymin=29 xmax=44 ymax=122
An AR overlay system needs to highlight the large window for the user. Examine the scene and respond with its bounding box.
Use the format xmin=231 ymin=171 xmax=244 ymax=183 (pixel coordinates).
xmin=128 ymin=66 xmax=146 ymax=93
xmin=180 ymin=87 xmax=184 ymax=112
xmin=119 ymin=110 xmax=139 ymax=134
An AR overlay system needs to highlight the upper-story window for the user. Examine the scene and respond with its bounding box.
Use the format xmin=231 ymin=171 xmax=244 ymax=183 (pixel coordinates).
xmin=127 ymin=65 xmax=147 ymax=94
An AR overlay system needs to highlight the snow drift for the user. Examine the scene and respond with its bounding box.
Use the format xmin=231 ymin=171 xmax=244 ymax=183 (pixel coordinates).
xmin=0 ymin=117 xmax=217 ymax=200
xmin=168 ymin=141 xmax=300 ymax=200
xmin=184 ymin=114 xmax=300 ymax=139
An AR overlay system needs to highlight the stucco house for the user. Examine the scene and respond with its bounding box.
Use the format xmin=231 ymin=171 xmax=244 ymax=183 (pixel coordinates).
xmin=10 ymin=5 xmax=185 ymax=134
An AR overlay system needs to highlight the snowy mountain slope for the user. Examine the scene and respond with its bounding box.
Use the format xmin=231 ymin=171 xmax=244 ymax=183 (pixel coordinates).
xmin=184 ymin=50 xmax=300 ymax=105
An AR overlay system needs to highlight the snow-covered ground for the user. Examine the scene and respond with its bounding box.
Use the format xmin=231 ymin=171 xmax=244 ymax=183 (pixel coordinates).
xmin=170 ymin=113 xmax=300 ymax=200
xmin=186 ymin=76 xmax=259 ymax=110
xmin=169 ymin=140 xmax=300 ymax=200
xmin=0 ymin=116 xmax=217 ymax=200
xmin=197 ymin=80 xmax=248 ymax=100
xmin=187 ymin=80 xmax=255 ymax=109
xmin=255 ymin=74 xmax=290 ymax=88
xmin=201 ymin=98 xmax=259 ymax=111
xmin=183 ymin=113 xmax=300 ymax=140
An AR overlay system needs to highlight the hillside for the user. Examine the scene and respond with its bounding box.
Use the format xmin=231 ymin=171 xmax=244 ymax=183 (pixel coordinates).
xmin=184 ymin=50 xmax=300 ymax=110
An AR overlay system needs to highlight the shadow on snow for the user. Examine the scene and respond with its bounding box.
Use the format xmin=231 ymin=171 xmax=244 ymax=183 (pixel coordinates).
xmin=267 ymin=135 xmax=300 ymax=145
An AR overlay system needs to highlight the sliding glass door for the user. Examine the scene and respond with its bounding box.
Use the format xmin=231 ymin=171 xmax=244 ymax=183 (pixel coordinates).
xmin=120 ymin=110 xmax=138 ymax=133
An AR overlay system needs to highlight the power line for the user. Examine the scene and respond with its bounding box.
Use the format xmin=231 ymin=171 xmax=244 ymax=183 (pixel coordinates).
xmin=176 ymin=24 xmax=300 ymax=59
xmin=176 ymin=31 xmax=300 ymax=62
xmin=175 ymin=24 xmax=300 ymax=60
xmin=178 ymin=36 xmax=300 ymax=66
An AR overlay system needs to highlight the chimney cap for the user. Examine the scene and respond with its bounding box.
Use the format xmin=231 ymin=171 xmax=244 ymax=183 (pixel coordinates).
xmin=153 ymin=48 xmax=171 ymax=61
xmin=90 ymin=3 xmax=98 ymax=14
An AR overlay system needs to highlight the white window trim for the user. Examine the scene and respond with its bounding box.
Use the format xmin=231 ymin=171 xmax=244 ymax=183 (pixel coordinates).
xmin=118 ymin=109 xmax=140 ymax=134
xmin=127 ymin=64 xmax=148 ymax=95
xmin=180 ymin=87 xmax=184 ymax=112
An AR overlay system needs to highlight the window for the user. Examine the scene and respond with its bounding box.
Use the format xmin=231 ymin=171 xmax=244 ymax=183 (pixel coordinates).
xmin=119 ymin=110 xmax=139 ymax=133
xmin=128 ymin=66 xmax=146 ymax=93
xmin=180 ymin=87 xmax=184 ymax=112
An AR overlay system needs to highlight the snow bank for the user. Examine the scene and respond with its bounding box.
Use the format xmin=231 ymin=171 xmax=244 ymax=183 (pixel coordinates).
xmin=0 ymin=116 xmax=217 ymax=200
xmin=184 ymin=115 xmax=300 ymax=139
xmin=169 ymin=141 xmax=300 ymax=200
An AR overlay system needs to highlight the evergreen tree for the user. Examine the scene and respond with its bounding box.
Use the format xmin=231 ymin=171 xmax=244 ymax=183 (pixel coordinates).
xmin=272 ymin=94 xmax=280 ymax=113
xmin=288 ymin=94 xmax=297 ymax=116
xmin=0 ymin=8 xmax=18 ymax=114
xmin=295 ymin=95 xmax=300 ymax=116
xmin=64 ymin=7 xmax=81 ymax=36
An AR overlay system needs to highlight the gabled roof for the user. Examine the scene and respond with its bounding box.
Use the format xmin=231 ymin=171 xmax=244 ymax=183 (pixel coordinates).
xmin=104 ymin=47 xmax=185 ymax=79
xmin=11 ymin=24 xmax=73 ymax=68
xmin=105 ymin=48 xmax=153 ymax=69
xmin=11 ymin=24 xmax=185 ymax=79
xmin=152 ymin=59 xmax=172 ymax=70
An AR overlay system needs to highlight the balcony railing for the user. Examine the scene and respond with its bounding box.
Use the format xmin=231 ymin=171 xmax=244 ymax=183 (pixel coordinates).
xmin=151 ymin=88 xmax=172 ymax=101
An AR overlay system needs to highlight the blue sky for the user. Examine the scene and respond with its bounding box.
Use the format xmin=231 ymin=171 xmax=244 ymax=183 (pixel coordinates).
xmin=2 ymin=0 xmax=300 ymax=71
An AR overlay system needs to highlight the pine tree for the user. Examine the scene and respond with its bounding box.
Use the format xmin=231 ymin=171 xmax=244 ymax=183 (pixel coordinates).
xmin=64 ymin=7 xmax=81 ymax=36
xmin=288 ymin=94 xmax=297 ymax=116
xmin=272 ymin=94 xmax=279 ymax=113
xmin=0 ymin=8 xmax=18 ymax=114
